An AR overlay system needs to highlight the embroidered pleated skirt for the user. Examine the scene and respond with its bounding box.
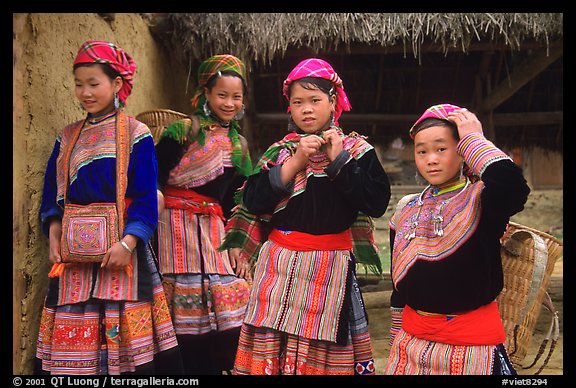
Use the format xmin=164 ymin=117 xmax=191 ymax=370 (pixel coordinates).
xmin=35 ymin=244 xmax=182 ymax=375
xmin=232 ymin=240 xmax=376 ymax=375
xmin=156 ymin=206 xmax=251 ymax=373
xmin=384 ymin=328 xmax=516 ymax=375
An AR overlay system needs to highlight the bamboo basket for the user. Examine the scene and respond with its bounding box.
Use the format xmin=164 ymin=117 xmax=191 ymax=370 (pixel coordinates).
xmin=497 ymin=221 xmax=563 ymax=370
xmin=135 ymin=109 xmax=188 ymax=144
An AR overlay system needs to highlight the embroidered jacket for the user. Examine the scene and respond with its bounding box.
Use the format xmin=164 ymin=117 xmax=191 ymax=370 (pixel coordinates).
xmin=390 ymin=133 xmax=530 ymax=314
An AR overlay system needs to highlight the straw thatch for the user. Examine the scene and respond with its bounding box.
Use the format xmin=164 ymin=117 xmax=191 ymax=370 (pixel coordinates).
xmin=143 ymin=13 xmax=563 ymax=157
xmin=160 ymin=13 xmax=562 ymax=65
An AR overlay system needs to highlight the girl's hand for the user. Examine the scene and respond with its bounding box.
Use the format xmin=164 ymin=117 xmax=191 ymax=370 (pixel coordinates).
xmin=48 ymin=219 xmax=63 ymax=264
xmin=293 ymin=134 xmax=325 ymax=167
xmin=229 ymin=247 xmax=252 ymax=281
xmin=281 ymin=134 xmax=325 ymax=185
xmin=322 ymin=128 xmax=343 ymax=161
xmin=447 ymin=108 xmax=483 ymax=139
xmin=101 ymin=235 xmax=136 ymax=271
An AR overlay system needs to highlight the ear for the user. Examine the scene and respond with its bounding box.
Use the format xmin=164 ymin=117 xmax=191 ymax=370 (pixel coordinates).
xmin=113 ymin=76 xmax=123 ymax=94
xmin=330 ymin=94 xmax=337 ymax=110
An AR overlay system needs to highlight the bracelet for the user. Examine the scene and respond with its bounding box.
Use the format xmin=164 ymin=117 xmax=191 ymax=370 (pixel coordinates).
xmin=120 ymin=240 xmax=134 ymax=254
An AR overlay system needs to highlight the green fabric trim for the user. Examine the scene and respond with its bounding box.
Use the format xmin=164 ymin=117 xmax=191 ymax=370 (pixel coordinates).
xmin=160 ymin=119 xmax=191 ymax=145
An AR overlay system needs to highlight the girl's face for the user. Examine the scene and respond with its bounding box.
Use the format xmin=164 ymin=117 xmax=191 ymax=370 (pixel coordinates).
xmin=204 ymin=75 xmax=244 ymax=123
xmin=289 ymin=83 xmax=335 ymax=134
xmin=413 ymin=124 xmax=462 ymax=186
xmin=74 ymin=65 xmax=122 ymax=117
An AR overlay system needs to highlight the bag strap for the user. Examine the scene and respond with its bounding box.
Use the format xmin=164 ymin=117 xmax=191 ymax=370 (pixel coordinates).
xmin=62 ymin=109 xmax=130 ymax=236
xmin=62 ymin=118 xmax=87 ymax=206
xmin=115 ymin=110 xmax=129 ymax=236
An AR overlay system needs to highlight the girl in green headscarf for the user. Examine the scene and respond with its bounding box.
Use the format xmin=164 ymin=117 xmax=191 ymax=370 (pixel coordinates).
xmin=154 ymin=54 xmax=253 ymax=374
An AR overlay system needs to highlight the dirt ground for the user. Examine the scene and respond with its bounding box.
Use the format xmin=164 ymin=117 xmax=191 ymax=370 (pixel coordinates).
xmin=360 ymin=188 xmax=563 ymax=375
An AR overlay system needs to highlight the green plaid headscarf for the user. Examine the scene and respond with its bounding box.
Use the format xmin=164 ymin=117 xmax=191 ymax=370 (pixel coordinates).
xmin=162 ymin=54 xmax=252 ymax=177
xmin=191 ymin=54 xmax=247 ymax=112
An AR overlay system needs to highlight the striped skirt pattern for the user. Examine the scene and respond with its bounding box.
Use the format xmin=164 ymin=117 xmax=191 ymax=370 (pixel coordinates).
xmin=384 ymin=328 xmax=495 ymax=375
xmin=161 ymin=273 xmax=250 ymax=335
xmin=233 ymin=324 xmax=375 ymax=375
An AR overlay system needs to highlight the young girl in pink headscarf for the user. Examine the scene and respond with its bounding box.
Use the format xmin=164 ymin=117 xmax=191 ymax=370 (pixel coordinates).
xmin=223 ymin=58 xmax=391 ymax=375
xmin=384 ymin=104 xmax=530 ymax=375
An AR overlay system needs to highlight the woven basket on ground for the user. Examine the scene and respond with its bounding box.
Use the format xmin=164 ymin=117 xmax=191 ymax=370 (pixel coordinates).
xmin=135 ymin=109 xmax=188 ymax=144
xmin=497 ymin=221 xmax=563 ymax=372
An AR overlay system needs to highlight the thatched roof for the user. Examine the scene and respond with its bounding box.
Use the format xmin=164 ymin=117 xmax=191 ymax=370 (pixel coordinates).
xmin=157 ymin=13 xmax=563 ymax=65
xmin=144 ymin=13 xmax=563 ymax=154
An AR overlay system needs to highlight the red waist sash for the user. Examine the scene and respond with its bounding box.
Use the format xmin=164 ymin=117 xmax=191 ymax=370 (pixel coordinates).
xmin=402 ymin=301 xmax=506 ymax=346
xmin=163 ymin=185 xmax=224 ymax=220
xmin=268 ymin=228 xmax=352 ymax=251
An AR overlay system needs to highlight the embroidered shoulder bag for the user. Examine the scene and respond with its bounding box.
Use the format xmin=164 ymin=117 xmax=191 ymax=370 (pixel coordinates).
xmin=60 ymin=110 xmax=130 ymax=263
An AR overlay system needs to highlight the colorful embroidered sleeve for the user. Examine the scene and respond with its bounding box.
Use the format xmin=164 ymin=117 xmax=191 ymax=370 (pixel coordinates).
xmin=457 ymin=132 xmax=512 ymax=177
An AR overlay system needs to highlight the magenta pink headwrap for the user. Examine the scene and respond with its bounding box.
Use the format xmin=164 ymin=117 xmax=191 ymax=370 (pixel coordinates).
xmin=410 ymin=103 xmax=477 ymax=180
xmin=282 ymin=58 xmax=352 ymax=126
xmin=73 ymin=40 xmax=137 ymax=106
xmin=409 ymin=103 xmax=462 ymax=139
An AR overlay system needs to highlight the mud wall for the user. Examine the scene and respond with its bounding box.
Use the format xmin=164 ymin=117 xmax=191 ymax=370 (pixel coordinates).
xmin=13 ymin=13 xmax=191 ymax=374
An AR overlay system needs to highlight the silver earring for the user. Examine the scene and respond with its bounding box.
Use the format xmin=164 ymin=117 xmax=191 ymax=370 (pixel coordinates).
xmin=415 ymin=170 xmax=427 ymax=186
xmin=114 ymin=92 xmax=120 ymax=109
xmin=329 ymin=112 xmax=335 ymax=128
xmin=233 ymin=104 xmax=245 ymax=121
xmin=459 ymin=163 xmax=465 ymax=179
xmin=203 ymin=100 xmax=212 ymax=117
xmin=287 ymin=114 xmax=298 ymax=132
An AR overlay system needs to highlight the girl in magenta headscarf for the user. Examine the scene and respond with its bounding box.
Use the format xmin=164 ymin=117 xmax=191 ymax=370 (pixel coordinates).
xmin=224 ymin=58 xmax=391 ymax=375
xmin=35 ymin=40 xmax=182 ymax=375
xmin=385 ymin=104 xmax=529 ymax=375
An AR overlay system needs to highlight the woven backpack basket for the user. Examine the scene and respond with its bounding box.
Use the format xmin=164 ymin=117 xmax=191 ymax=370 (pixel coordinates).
xmin=136 ymin=109 xmax=188 ymax=144
xmin=497 ymin=221 xmax=563 ymax=373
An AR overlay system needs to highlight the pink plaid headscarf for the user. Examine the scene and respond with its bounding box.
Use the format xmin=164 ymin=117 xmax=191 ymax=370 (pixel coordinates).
xmin=409 ymin=103 xmax=462 ymax=139
xmin=282 ymin=58 xmax=351 ymax=126
xmin=73 ymin=40 xmax=137 ymax=106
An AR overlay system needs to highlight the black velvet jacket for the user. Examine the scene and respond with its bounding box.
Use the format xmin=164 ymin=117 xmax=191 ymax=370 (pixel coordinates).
xmin=243 ymin=148 xmax=391 ymax=234
xmin=390 ymin=159 xmax=530 ymax=314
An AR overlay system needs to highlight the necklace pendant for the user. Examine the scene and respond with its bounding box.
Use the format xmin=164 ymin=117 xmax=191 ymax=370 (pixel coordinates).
xmin=432 ymin=215 xmax=444 ymax=237
xmin=405 ymin=221 xmax=418 ymax=240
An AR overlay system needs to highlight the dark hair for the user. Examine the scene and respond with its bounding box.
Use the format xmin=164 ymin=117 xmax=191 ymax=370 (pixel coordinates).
xmin=411 ymin=117 xmax=459 ymax=141
xmin=73 ymin=62 xmax=121 ymax=81
xmin=205 ymin=70 xmax=247 ymax=94
xmin=287 ymin=77 xmax=336 ymax=101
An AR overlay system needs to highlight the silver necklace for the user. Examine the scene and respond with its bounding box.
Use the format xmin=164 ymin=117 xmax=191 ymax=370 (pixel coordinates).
xmin=405 ymin=177 xmax=470 ymax=240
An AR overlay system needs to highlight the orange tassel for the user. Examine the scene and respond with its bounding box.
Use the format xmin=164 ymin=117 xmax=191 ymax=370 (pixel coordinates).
xmin=48 ymin=263 xmax=65 ymax=278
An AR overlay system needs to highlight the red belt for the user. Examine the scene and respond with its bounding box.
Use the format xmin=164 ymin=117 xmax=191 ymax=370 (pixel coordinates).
xmin=269 ymin=228 xmax=352 ymax=251
xmin=402 ymin=301 xmax=506 ymax=346
xmin=163 ymin=185 xmax=224 ymax=220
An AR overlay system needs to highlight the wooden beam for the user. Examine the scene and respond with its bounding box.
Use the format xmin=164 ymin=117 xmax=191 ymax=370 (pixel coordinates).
xmin=254 ymin=112 xmax=563 ymax=127
xmin=281 ymin=41 xmax=563 ymax=58
xmin=480 ymin=46 xmax=563 ymax=112
xmin=255 ymin=113 xmax=417 ymax=124
xmin=492 ymin=111 xmax=563 ymax=127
